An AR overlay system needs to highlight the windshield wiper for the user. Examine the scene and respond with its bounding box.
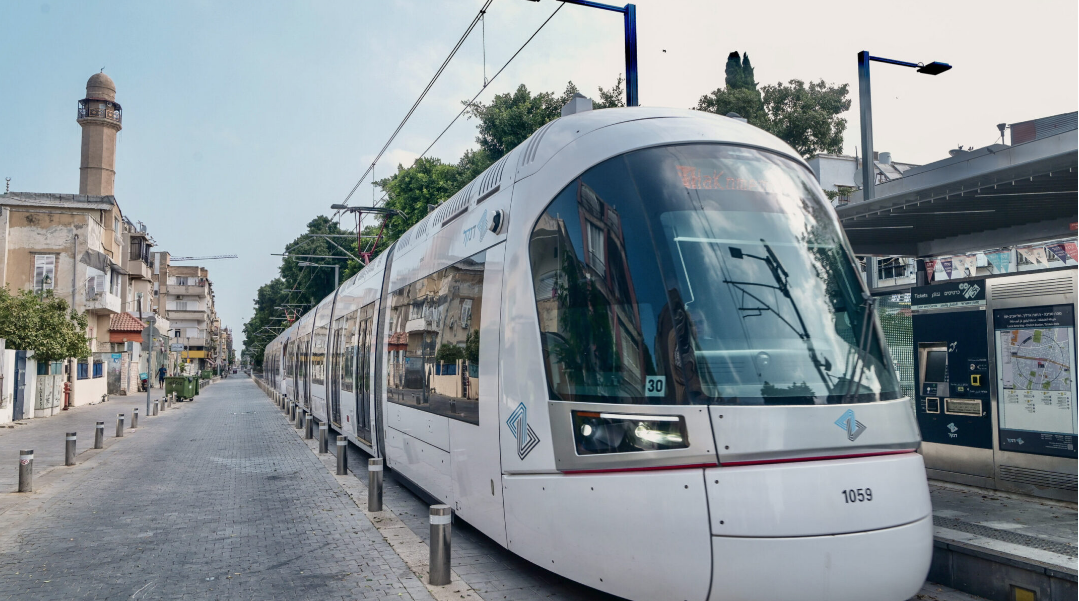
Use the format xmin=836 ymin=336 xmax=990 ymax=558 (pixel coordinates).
xmin=842 ymin=293 xmax=877 ymax=402
xmin=726 ymin=240 xmax=834 ymax=385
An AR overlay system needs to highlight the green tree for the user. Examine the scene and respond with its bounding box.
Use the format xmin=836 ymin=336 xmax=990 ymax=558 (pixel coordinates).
xmin=724 ymin=51 xmax=746 ymax=90
xmin=697 ymin=52 xmax=851 ymax=158
xmin=761 ymin=79 xmax=851 ymax=157
xmin=0 ymin=288 xmax=90 ymax=362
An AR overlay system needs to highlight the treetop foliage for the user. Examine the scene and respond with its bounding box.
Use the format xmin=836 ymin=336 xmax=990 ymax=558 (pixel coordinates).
xmin=698 ymin=51 xmax=850 ymax=157
xmin=0 ymin=288 xmax=90 ymax=363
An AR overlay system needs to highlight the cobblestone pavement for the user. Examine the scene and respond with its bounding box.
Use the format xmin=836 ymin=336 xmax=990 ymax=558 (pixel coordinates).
xmin=0 ymin=378 xmax=432 ymax=601
xmin=0 ymin=388 xmax=170 ymax=494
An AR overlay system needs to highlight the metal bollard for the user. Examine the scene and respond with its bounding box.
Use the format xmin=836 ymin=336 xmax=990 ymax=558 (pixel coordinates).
xmin=282 ymin=395 xmax=289 ymax=413
xmin=295 ymin=409 xmax=305 ymax=430
xmin=94 ymin=422 xmax=105 ymax=449
xmin=429 ymin=505 xmax=453 ymax=585
xmin=116 ymin=414 xmax=125 ymax=438
xmin=336 ymin=436 xmax=348 ymax=475
xmin=305 ymin=415 xmax=314 ymax=440
xmin=153 ymin=400 xmax=159 ymax=416
xmin=65 ymin=432 xmax=77 ymax=466
xmin=318 ymin=423 xmax=329 ymax=454
xmin=368 ymin=458 xmax=383 ymax=512
xmin=18 ymin=450 xmax=33 ymax=493
xmin=132 ymin=408 xmax=139 ymax=429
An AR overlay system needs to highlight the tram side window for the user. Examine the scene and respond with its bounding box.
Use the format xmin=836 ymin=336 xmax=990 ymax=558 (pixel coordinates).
xmin=312 ymin=322 xmax=328 ymax=386
xmin=385 ymin=251 xmax=486 ymax=425
xmin=334 ymin=311 xmax=358 ymax=392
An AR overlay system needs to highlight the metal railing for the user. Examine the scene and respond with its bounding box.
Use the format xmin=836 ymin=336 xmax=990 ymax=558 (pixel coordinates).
xmin=77 ymin=99 xmax=122 ymax=125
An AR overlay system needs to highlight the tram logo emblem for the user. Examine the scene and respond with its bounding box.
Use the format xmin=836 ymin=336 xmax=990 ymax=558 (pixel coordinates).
xmin=507 ymin=402 xmax=540 ymax=460
xmin=463 ymin=210 xmax=489 ymax=245
xmin=835 ymin=410 xmax=867 ymax=442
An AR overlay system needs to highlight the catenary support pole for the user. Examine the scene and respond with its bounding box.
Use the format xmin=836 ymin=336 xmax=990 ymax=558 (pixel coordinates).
xmin=429 ymin=505 xmax=453 ymax=585
xmin=94 ymin=421 xmax=104 ymax=449
xmin=65 ymin=432 xmax=76 ymax=466
xmin=624 ymin=3 xmax=638 ymax=106
xmin=368 ymin=458 xmax=383 ymax=512
xmin=858 ymin=50 xmax=875 ymax=201
xmin=336 ymin=436 xmax=348 ymax=475
xmin=18 ymin=450 xmax=33 ymax=493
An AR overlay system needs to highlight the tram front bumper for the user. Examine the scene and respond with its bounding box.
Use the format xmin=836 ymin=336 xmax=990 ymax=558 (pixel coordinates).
xmin=708 ymin=515 xmax=933 ymax=601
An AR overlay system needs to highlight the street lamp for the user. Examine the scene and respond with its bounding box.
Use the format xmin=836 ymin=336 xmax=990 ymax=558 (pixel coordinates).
xmin=298 ymin=261 xmax=339 ymax=289
xmin=858 ymin=51 xmax=952 ymax=201
xmin=525 ymin=0 xmax=638 ymax=106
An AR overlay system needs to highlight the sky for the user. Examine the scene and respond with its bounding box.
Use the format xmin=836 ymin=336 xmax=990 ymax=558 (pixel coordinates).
xmin=2 ymin=0 xmax=1076 ymax=354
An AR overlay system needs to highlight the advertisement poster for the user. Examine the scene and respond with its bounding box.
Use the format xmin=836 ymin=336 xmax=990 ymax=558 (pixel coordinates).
xmin=994 ymin=305 xmax=1077 ymax=458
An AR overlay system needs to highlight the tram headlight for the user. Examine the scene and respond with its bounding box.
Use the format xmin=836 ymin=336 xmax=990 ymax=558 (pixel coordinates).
xmin=571 ymin=411 xmax=689 ymax=454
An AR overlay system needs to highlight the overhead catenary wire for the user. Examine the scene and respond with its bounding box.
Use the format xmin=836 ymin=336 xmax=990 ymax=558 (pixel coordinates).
xmin=338 ymin=0 xmax=495 ymax=211
xmin=356 ymin=0 xmax=566 ymax=257
xmin=262 ymin=1 xmax=565 ymax=352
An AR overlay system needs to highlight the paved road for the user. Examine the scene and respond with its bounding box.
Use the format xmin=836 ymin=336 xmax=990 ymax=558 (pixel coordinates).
xmin=0 ymin=378 xmax=431 ymax=600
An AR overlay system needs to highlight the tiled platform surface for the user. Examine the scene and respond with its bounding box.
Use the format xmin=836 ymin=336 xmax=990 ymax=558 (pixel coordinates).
xmin=929 ymin=481 xmax=1077 ymax=601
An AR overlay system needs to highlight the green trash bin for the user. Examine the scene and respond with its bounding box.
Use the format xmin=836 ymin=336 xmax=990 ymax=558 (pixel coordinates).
xmin=192 ymin=376 xmax=200 ymax=396
xmin=165 ymin=376 xmax=197 ymax=400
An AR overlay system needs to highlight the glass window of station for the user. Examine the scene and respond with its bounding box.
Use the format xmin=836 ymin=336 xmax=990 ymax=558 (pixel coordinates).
xmin=528 ymin=144 xmax=902 ymax=406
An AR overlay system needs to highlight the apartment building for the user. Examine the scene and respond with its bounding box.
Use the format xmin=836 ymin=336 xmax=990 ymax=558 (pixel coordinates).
xmin=158 ymin=263 xmax=219 ymax=372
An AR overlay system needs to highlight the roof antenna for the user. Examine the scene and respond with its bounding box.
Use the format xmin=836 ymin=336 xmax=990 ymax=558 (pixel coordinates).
xmin=5 ymin=177 xmax=9 ymax=193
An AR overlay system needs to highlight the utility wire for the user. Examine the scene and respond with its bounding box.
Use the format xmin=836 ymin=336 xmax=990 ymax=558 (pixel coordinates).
xmin=338 ymin=0 xmax=494 ymax=210
xmin=356 ymin=0 xmax=566 ymax=257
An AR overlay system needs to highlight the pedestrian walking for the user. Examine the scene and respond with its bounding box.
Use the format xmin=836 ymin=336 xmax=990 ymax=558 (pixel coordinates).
xmin=158 ymin=365 xmax=167 ymax=387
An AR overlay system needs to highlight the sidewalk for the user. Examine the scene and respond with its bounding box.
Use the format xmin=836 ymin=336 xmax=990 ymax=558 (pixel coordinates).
xmin=929 ymin=481 xmax=1077 ymax=600
xmin=0 ymin=386 xmax=174 ymax=494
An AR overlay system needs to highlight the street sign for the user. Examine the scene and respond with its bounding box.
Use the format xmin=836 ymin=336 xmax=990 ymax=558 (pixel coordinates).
xmin=170 ymin=343 xmax=185 ymax=352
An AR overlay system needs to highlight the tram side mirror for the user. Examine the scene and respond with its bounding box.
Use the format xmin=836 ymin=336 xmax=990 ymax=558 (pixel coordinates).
xmin=729 ymin=247 xmax=744 ymax=259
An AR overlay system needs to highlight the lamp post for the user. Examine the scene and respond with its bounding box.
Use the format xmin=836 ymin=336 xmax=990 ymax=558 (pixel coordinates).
xmin=858 ymin=51 xmax=952 ymax=201
xmin=298 ymin=262 xmax=339 ymax=289
xmin=524 ymin=1 xmax=638 ymax=106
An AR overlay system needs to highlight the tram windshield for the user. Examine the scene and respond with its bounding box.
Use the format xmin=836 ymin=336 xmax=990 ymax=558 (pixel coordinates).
xmin=529 ymin=143 xmax=902 ymax=406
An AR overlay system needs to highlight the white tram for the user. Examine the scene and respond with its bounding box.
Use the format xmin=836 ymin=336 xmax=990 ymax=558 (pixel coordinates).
xmin=263 ymin=107 xmax=933 ymax=601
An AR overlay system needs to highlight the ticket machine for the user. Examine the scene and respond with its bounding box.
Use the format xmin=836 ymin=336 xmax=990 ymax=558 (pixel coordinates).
xmin=912 ymin=279 xmax=995 ymax=486
xmin=911 ymin=268 xmax=1077 ymax=501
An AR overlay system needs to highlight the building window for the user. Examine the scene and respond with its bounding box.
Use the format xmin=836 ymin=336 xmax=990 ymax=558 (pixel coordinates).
xmin=34 ymin=255 xmax=56 ymax=293
xmin=110 ymin=269 xmax=121 ymax=296
xmin=93 ymin=360 xmax=104 ymax=378
xmin=586 ymin=221 xmax=606 ymax=277
xmin=77 ymin=360 xmax=89 ymax=380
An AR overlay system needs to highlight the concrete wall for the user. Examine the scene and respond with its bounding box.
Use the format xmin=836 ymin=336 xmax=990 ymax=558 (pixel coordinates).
xmin=0 ymin=348 xmax=13 ymax=424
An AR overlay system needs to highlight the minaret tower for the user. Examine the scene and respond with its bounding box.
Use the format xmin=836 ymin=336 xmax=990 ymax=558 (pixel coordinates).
xmin=76 ymin=71 xmax=122 ymax=196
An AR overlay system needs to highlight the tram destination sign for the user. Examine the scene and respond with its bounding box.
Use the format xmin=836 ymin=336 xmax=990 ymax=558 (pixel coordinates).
xmin=911 ymin=279 xmax=985 ymax=311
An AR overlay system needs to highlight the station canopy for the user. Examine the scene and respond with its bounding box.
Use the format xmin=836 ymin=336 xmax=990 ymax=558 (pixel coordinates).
xmin=838 ymin=113 xmax=1077 ymax=257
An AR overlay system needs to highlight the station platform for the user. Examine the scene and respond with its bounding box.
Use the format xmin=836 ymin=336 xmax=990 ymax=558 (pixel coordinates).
xmin=929 ymin=481 xmax=1077 ymax=601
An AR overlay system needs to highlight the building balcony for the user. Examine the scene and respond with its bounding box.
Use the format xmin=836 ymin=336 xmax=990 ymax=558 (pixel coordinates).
xmin=168 ymin=284 xmax=208 ymax=296
xmin=85 ymin=291 xmax=121 ymax=314
xmin=125 ymin=259 xmax=152 ymax=281
xmin=77 ymin=98 xmax=122 ymax=125
xmin=171 ymin=337 xmax=207 ymax=347
xmin=167 ymin=310 xmax=206 ymax=321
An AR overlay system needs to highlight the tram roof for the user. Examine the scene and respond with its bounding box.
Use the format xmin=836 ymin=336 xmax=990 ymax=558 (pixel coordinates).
xmin=837 ymin=119 xmax=1078 ymax=257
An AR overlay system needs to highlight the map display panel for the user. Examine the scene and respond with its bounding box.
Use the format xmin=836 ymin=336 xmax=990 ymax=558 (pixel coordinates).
xmin=994 ymin=305 xmax=1077 ymax=458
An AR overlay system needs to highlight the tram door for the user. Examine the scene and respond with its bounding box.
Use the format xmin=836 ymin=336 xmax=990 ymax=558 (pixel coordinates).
xmin=356 ymin=305 xmax=375 ymax=443
xmin=328 ymin=328 xmax=342 ymax=427
xmin=449 ymin=243 xmax=507 ymax=547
